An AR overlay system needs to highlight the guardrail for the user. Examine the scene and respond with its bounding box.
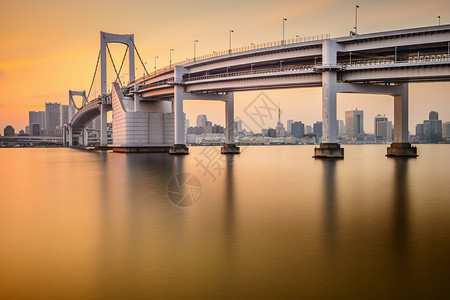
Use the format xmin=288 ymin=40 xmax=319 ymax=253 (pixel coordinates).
xmin=184 ymin=64 xmax=316 ymax=82
xmin=343 ymin=54 xmax=450 ymax=68
xmin=132 ymin=33 xmax=330 ymax=84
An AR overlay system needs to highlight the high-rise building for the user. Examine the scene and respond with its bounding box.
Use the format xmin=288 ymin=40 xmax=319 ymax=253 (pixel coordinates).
xmin=4 ymin=125 xmax=15 ymax=136
xmin=429 ymin=111 xmax=439 ymax=120
xmin=29 ymin=111 xmax=45 ymax=136
xmin=443 ymin=122 xmax=450 ymax=140
xmin=204 ymin=121 xmax=212 ymax=134
xmin=196 ymin=114 xmax=207 ymax=127
xmin=345 ymin=109 xmax=364 ymax=139
xmin=423 ymin=111 xmax=442 ymax=142
xmin=61 ymin=105 xmax=69 ymax=126
xmin=291 ymin=121 xmax=305 ymax=138
xmin=305 ymin=125 xmax=313 ymax=134
xmin=376 ymin=120 xmax=393 ymax=141
xmin=374 ymin=114 xmax=387 ymax=137
xmin=45 ymin=102 xmax=61 ymax=135
xmin=32 ymin=124 xmax=41 ymax=136
xmin=287 ymin=120 xmax=294 ymax=133
xmin=416 ymin=124 xmax=424 ymax=141
xmin=313 ymin=121 xmax=322 ymax=138
xmin=234 ymin=120 xmax=243 ymax=134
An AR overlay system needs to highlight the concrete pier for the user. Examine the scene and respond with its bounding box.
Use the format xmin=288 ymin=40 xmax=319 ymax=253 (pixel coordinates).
xmin=169 ymin=144 xmax=189 ymax=154
xmin=313 ymin=143 xmax=344 ymax=159
xmin=221 ymin=143 xmax=240 ymax=154
xmin=386 ymin=142 xmax=418 ymax=157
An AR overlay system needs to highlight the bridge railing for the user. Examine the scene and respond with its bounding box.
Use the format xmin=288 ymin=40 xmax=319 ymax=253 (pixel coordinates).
xmin=133 ymin=33 xmax=330 ymax=84
xmin=343 ymin=53 xmax=450 ymax=68
xmin=184 ymin=64 xmax=316 ymax=82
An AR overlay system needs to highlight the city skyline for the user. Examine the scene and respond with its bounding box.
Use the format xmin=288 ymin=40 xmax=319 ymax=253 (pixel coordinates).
xmin=1 ymin=0 xmax=450 ymax=132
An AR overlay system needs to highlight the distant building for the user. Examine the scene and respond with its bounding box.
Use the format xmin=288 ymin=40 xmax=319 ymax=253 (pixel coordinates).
xmin=204 ymin=121 xmax=212 ymax=134
xmin=374 ymin=114 xmax=387 ymax=137
xmin=25 ymin=126 xmax=30 ymax=135
xmin=4 ymin=125 xmax=15 ymax=136
xmin=305 ymin=125 xmax=313 ymax=134
xmin=45 ymin=102 xmax=61 ymax=135
xmin=29 ymin=111 xmax=45 ymax=136
xmin=416 ymin=124 xmax=424 ymax=141
xmin=313 ymin=121 xmax=322 ymax=138
xmin=376 ymin=120 xmax=393 ymax=141
xmin=61 ymin=105 xmax=69 ymax=127
xmin=291 ymin=121 xmax=305 ymax=138
xmin=267 ymin=128 xmax=277 ymax=137
xmin=423 ymin=111 xmax=442 ymax=142
xmin=32 ymin=124 xmax=41 ymax=136
xmin=287 ymin=120 xmax=294 ymax=133
xmin=345 ymin=109 xmax=364 ymax=139
xmin=196 ymin=114 xmax=207 ymax=127
xmin=424 ymin=120 xmax=442 ymax=142
xmin=212 ymin=124 xmax=225 ymax=134
xmin=234 ymin=120 xmax=243 ymax=134
xmin=443 ymin=122 xmax=450 ymax=140
xmin=374 ymin=114 xmax=392 ymax=141
xmin=429 ymin=111 xmax=439 ymax=120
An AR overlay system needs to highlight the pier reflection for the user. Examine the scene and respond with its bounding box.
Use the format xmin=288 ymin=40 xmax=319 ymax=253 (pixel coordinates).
xmin=321 ymin=160 xmax=339 ymax=260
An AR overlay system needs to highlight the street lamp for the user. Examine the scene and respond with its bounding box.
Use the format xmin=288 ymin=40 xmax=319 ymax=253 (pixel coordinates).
xmin=282 ymin=18 xmax=287 ymax=45
xmin=154 ymin=56 xmax=158 ymax=76
xmin=354 ymin=5 xmax=359 ymax=35
xmin=169 ymin=49 xmax=174 ymax=70
xmin=438 ymin=16 xmax=441 ymax=26
xmin=194 ymin=40 xmax=198 ymax=62
xmin=296 ymin=35 xmax=299 ymax=42
xmin=229 ymin=30 xmax=234 ymax=54
xmin=251 ymin=43 xmax=255 ymax=49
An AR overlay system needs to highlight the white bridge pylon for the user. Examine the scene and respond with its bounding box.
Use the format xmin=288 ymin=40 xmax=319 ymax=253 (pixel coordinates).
xmin=68 ymin=32 xmax=137 ymax=147
xmin=100 ymin=31 xmax=135 ymax=94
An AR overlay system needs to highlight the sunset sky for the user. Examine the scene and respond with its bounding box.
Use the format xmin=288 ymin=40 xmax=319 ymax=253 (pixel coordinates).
xmin=1 ymin=0 xmax=449 ymax=133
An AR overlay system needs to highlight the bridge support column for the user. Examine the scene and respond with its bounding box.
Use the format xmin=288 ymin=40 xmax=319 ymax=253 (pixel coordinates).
xmin=83 ymin=128 xmax=88 ymax=146
xmin=314 ymin=40 xmax=343 ymax=159
xmin=169 ymin=85 xmax=189 ymax=154
xmin=222 ymin=93 xmax=240 ymax=154
xmin=387 ymin=83 xmax=418 ymax=157
xmin=100 ymin=105 xmax=108 ymax=147
xmin=68 ymin=127 xmax=73 ymax=146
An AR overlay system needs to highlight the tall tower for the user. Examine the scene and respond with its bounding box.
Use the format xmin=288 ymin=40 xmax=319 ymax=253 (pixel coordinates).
xmin=276 ymin=103 xmax=284 ymax=137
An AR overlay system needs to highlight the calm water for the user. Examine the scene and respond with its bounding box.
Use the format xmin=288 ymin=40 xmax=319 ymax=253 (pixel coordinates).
xmin=1 ymin=145 xmax=450 ymax=299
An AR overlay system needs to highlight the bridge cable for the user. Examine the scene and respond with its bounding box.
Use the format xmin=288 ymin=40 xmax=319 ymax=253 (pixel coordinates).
xmin=116 ymin=46 xmax=128 ymax=83
xmin=105 ymin=42 xmax=123 ymax=88
xmin=131 ymin=39 xmax=150 ymax=77
xmin=87 ymin=50 xmax=101 ymax=100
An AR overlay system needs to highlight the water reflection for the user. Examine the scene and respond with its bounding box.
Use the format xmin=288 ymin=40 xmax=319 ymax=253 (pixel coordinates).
xmin=392 ymin=158 xmax=411 ymax=295
xmin=321 ymin=160 xmax=339 ymax=260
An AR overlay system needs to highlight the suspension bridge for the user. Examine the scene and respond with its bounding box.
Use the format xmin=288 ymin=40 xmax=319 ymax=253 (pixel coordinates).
xmin=66 ymin=25 xmax=450 ymax=157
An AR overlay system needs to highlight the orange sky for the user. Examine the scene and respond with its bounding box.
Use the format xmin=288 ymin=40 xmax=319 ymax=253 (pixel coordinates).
xmin=1 ymin=0 xmax=449 ymax=134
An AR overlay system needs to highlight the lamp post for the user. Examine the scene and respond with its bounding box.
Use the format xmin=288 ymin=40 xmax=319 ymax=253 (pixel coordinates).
xmin=193 ymin=40 xmax=199 ymax=62
xmin=251 ymin=43 xmax=255 ymax=49
xmin=296 ymin=35 xmax=299 ymax=42
xmin=438 ymin=16 xmax=441 ymax=26
xmin=169 ymin=49 xmax=174 ymax=70
xmin=154 ymin=56 xmax=158 ymax=76
xmin=229 ymin=30 xmax=234 ymax=54
xmin=282 ymin=18 xmax=287 ymax=45
xmin=354 ymin=5 xmax=359 ymax=35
